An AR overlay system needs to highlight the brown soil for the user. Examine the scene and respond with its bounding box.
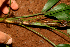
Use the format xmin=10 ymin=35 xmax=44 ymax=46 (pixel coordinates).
xmin=0 ymin=0 xmax=70 ymax=47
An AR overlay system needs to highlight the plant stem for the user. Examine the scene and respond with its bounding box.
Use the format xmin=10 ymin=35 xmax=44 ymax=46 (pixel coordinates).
xmin=18 ymin=24 xmax=57 ymax=47
xmin=6 ymin=45 xmax=9 ymax=47
xmin=15 ymin=13 xmax=43 ymax=18
xmin=39 ymin=25 xmax=70 ymax=37
xmin=4 ymin=0 xmax=11 ymax=19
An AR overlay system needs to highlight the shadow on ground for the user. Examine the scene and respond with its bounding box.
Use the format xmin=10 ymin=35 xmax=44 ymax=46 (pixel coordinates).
xmin=0 ymin=44 xmax=12 ymax=47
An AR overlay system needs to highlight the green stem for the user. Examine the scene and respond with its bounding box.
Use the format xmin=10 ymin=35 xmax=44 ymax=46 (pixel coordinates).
xmin=15 ymin=13 xmax=43 ymax=18
xmin=39 ymin=25 xmax=70 ymax=37
xmin=4 ymin=0 xmax=11 ymax=19
xmin=19 ymin=24 xmax=57 ymax=47
xmin=6 ymin=45 xmax=9 ymax=47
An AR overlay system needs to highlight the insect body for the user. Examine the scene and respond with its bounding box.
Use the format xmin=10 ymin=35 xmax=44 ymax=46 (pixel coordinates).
xmin=4 ymin=18 xmax=68 ymax=27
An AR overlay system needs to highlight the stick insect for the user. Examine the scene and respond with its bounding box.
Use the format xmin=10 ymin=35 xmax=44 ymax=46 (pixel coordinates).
xmin=1 ymin=0 xmax=70 ymax=47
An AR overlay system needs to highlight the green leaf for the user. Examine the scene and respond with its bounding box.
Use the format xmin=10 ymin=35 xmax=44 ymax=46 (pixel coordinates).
xmin=50 ymin=3 xmax=69 ymax=11
xmin=44 ymin=3 xmax=70 ymax=15
xmin=41 ymin=0 xmax=59 ymax=12
xmin=44 ymin=3 xmax=70 ymax=21
xmin=56 ymin=44 xmax=70 ymax=47
xmin=49 ymin=9 xmax=70 ymax=21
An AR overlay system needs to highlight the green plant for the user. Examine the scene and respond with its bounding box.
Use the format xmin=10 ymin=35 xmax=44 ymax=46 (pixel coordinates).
xmin=1 ymin=0 xmax=70 ymax=47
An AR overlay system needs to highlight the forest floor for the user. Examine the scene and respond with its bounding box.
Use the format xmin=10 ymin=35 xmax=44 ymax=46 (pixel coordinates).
xmin=0 ymin=0 xmax=70 ymax=47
